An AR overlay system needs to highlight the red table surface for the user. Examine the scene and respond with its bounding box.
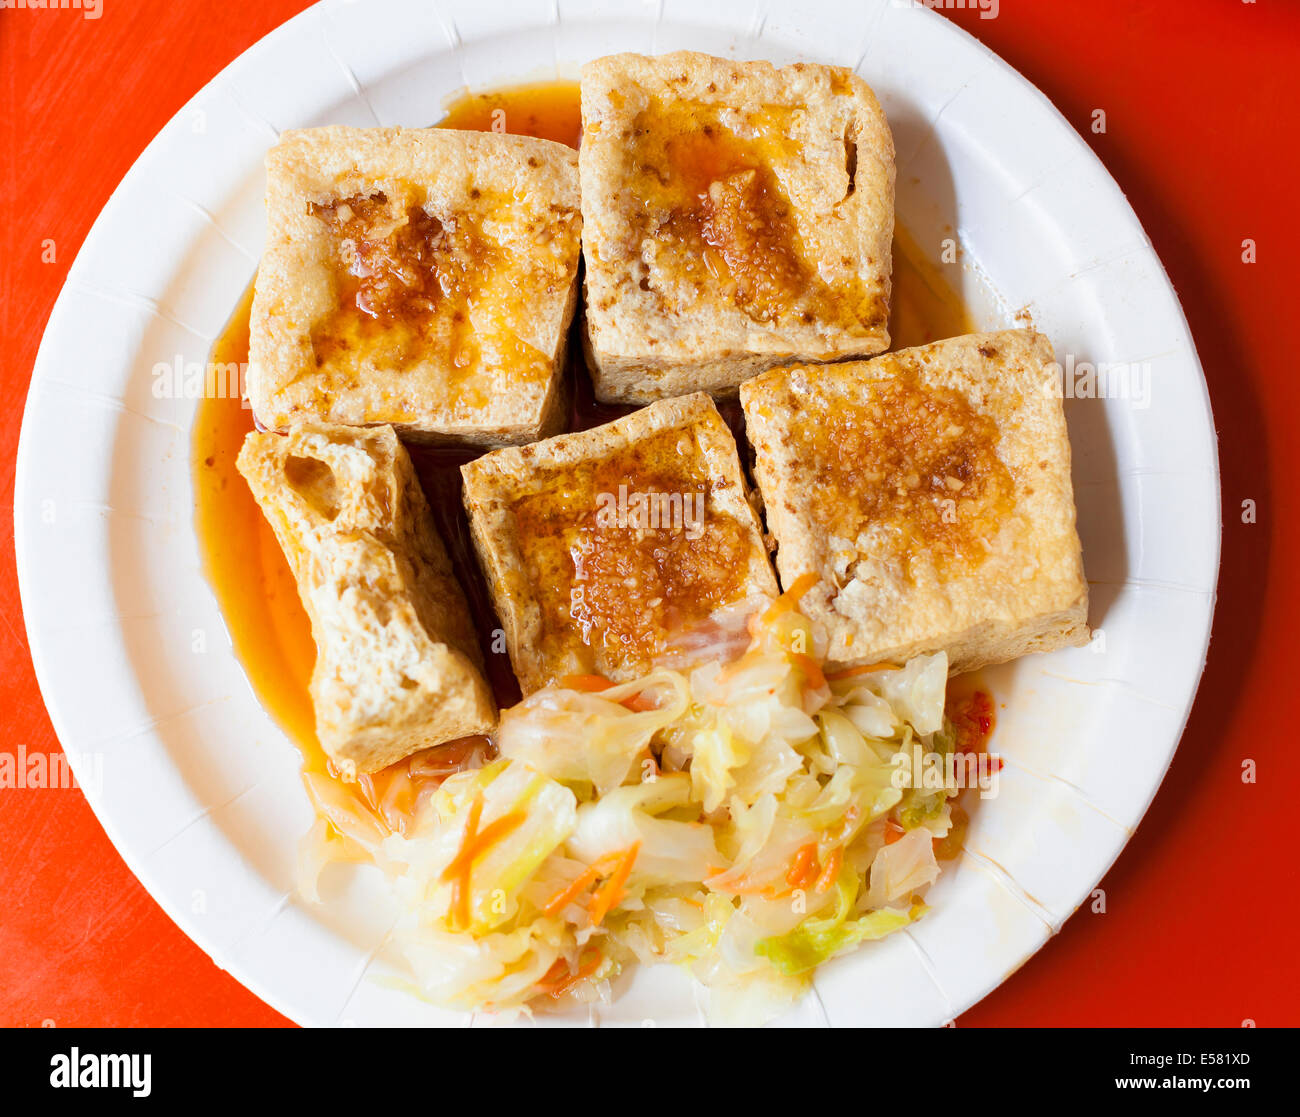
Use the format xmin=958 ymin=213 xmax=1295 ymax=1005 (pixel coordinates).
xmin=2 ymin=0 xmax=1296 ymax=1028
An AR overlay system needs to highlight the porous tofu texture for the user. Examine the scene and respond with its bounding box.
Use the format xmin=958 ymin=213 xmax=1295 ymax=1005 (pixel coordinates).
xmin=237 ymin=422 xmax=496 ymax=777
xmin=461 ymin=392 xmax=779 ymax=692
xmin=248 ymin=127 xmax=581 ymax=446
xmin=740 ymin=330 xmax=1090 ymax=674
xmin=579 ymin=51 xmax=895 ymax=403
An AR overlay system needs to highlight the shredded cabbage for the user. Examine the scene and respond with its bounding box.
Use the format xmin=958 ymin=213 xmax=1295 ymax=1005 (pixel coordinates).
xmin=297 ymin=589 xmax=977 ymax=1025
xmin=756 ymin=875 xmax=924 ymax=975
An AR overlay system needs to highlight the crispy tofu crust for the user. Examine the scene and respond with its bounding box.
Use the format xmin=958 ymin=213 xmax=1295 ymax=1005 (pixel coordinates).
xmin=740 ymin=330 xmax=1090 ymax=674
xmin=579 ymin=51 xmax=895 ymax=403
xmin=248 ymin=127 xmax=581 ymax=446
xmin=237 ymin=422 xmax=496 ymax=777
xmin=461 ymin=393 xmax=779 ymax=692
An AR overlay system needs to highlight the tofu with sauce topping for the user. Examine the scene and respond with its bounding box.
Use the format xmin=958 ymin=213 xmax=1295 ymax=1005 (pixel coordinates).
xmin=461 ymin=393 xmax=780 ymax=692
xmin=248 ymin=127 xmax=582 ymax=446
xmin=579 ymin=51 xmax=895 ymax=403
xmin=740 ymin=330 xmax=1090 ymax=674
xmin=237 ymin=422 xmax=496 ymax=777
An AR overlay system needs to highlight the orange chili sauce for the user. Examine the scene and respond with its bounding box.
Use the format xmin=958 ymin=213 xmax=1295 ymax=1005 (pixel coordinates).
xmin=192 ymin=81 xmax=978 ymax=790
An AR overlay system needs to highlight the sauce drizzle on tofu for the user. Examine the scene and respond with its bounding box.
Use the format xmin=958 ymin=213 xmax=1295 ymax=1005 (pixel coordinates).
xmin=310 ymin=191 xmax=451 ymax=329
xmin=796 ymin=367 xmax=1015 ymax=575
xmin=306 ymin=182 xmax=571 ymax=413
xmin=625 ymin=98 xmax=884 ymax=332
xmin=509 ymin=426 xmax=753 ymax=678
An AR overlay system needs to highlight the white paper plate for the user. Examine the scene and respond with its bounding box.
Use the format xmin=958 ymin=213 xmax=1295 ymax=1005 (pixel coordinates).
xmin=14 ymin=0 xmax=1218 ymax=1027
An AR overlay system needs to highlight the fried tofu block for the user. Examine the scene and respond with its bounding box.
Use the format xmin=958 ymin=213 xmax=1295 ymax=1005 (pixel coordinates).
xmin=740 ymin=330 xmax=1089 ymax=674
xmin=248 ymin=127 xmax=582 ymax=446
xmin=461 ymin=393 xmax=779 ymax=692
xmin=579 ymin=51 xmax=895 ymax=403
xmin=237 ymin=422 xmax=496 ymax=777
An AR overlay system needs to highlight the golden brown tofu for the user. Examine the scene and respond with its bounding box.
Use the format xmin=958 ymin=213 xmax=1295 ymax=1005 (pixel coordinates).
xmin=461 ymin=393 xmax=779 ymax=691
xmin=248 ymin=127 xmax=581 ymax=446
xmin=237 ymin=422 xmax=496 ymax=777
xmin=579 ymin=51 xmax=895 ymax=402
xmin=740 ymin=330 xmax=1090 ymax=673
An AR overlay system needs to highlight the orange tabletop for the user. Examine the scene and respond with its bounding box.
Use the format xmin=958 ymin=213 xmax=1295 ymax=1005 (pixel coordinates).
xmin=1 ymin=0 xmax=1296 ymax=1027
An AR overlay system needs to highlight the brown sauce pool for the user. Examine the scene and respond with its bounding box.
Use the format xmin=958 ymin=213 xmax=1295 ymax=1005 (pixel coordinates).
xmin=192 ymin=80 xmax=976 ymax=775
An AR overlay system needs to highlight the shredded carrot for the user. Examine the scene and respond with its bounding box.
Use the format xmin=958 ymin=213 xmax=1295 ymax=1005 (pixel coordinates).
xmin=785 ymin=843 xmax=820 ymax=890
xmin=561 ymin=674 xmax=658 ymax=712
xmin=829 ymin=806 xmax=862 ymax=844
xmin=440 ymin=792 xmax=483 ymax=928
xmin=825 ymin=662 xmax=900 ymax=682
xmin=542 ymin=845 xmax=640 ymax=923
xmin=711 ymin=876 xmax=772 ymax=897
xmin=791 ymin=652 xmax=827 ymax=691
xmin=542 ymin=862 xmax=605 ymax=917
xmin=439 ymin=792 xmax=526 ymax=930
xmin=459 ymin=813 xmax=527 ymax=872
xmin=709 ymin=870 xmax=793 ymax=898
xmin=445 ymin=875 xmax=468 ymax=931
xmin=779 ymin=571 xmax=820 ymax=605
xmin=815 ymin=846 xmax=843 ymax=893
xmin=588 ymin=842 xmax=641 ymax=926
xmin=561 ymin=674 xmax=615 ymax=692
xmin=750 ymin=572 xmax=819 ymax=636
xmin=536 ymin=949 xmax=603 ymax=998
xmin=704 ymin=865 xmax=746 ymax=891
xmin=884 ymin=821 xmax=905 ymax=846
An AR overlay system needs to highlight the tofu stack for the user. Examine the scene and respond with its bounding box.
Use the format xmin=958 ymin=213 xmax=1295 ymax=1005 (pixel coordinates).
xmin=239 ymin=123 xmax=584 ymax=769
xmin=234 ymin=51 xmax=1091 ymax=780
